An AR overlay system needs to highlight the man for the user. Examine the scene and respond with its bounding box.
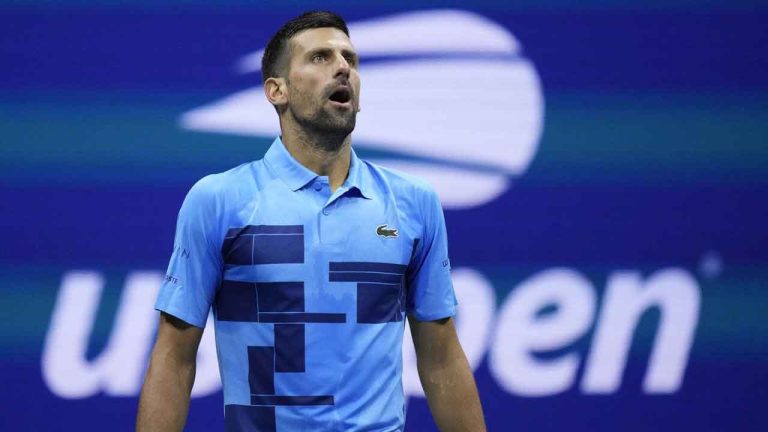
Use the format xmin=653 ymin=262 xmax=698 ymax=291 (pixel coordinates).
xmin=137 ymin=11 xmax=485 ymax=432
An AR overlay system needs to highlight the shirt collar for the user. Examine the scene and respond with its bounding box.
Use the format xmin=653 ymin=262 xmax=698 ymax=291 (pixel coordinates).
xmin=263 ymin=137 xmax=318 ymax=191
xmin=344 ymin=148 xmax=373 ymax=200
xmin=263 ymin=136 xmax=372 ymax=199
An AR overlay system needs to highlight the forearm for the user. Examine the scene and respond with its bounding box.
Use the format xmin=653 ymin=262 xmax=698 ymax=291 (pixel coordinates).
xmin=419 ymin=354 xmax=486 ymax=432
xmin=136 ymin=348 xmax=196 ymax=432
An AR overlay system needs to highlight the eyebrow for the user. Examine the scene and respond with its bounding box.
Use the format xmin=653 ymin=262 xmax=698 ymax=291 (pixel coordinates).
xmin=343 ymin=49 xmax=359 ymax=64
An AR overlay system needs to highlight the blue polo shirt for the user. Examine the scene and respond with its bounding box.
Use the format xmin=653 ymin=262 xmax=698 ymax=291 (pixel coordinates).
xmin=155 ymin=137 xmax=456 ymax=431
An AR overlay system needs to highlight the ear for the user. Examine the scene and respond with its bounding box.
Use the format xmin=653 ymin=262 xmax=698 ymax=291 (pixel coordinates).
xmin=264 ymin=77 xmax=287 ymax=108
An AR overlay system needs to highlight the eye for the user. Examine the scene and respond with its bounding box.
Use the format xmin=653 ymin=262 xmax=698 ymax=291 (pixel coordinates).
xmin=312 ymin=53 xmax=326 ymax=63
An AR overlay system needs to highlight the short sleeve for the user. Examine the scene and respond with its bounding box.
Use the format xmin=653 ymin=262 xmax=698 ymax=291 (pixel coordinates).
xmin=154 ymin=177 xmax=223 ymax=328
xmin=405 ymin=186 xmax=457 ymax=321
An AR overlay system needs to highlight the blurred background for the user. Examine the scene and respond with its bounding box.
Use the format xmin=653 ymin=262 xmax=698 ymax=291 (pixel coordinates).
xmin=2 ymin=1 xmax=767 ymax=431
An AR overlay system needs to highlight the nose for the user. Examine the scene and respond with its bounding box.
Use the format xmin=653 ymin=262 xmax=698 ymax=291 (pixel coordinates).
xmin=334 ymin=53 xmax=350 ymax=78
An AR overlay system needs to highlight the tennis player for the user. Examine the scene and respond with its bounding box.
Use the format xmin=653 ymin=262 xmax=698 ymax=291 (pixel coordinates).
xmin=137 ymin=10 xmax=485 ymax=432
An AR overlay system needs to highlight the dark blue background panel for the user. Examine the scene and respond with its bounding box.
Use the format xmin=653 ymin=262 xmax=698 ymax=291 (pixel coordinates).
xmin=2 ymin=10 xmax=766 ymax=91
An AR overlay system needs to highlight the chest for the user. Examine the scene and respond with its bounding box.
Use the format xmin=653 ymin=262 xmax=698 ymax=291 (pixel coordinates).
xmin=221 ymin=183 xmax=418 ymax=275
xmin=218 ymin=184 xmax=418 ymax=324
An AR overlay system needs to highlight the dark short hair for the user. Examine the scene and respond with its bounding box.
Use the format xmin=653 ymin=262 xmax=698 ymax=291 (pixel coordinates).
xmin=261 ymin=11 xmax=350 ymax=83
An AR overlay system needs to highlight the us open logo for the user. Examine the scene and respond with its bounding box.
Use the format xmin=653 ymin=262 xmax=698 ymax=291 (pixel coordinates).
xmin=179 ymin=9 xmax=545 ymax=209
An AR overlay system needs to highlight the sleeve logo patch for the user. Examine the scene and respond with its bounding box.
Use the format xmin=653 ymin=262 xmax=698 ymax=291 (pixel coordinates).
xmin=174 ymin=245 xmax=191 ymax=259
xmin=164 ymin=274 xmax=181 ymax=286
xmin=376 ymin=224 xmax=399 ymax=238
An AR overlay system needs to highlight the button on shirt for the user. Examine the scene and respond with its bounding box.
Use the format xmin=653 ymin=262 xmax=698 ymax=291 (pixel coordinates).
xmin=155 ymin=137 xmax=457 ymax=431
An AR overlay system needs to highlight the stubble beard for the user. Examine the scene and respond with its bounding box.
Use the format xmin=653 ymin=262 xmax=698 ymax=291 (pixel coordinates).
xmin=289 ymin=88 xmax=357 ymax=153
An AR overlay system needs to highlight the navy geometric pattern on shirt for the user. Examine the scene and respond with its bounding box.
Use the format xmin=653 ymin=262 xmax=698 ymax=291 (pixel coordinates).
xmin=218 ymin=227 xmax=412 ymax=430
xmin=222 ymin=225 xmax=304 ymax=265
xmin=329 ymin=262 xmax=408 ymax=323
xmin=219 ymin=225 xmax=339 ymax=431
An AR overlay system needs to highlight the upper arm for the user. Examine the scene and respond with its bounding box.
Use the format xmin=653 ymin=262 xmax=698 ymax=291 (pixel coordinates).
xmin=155 ymin=177 xmax=224 ymax=328
xmin=405 ymin=186 xmax=457 ymax=321
xmin=408 ymin=316 xmax=464 ymax=367
xmin=153 ymin=312 xmax=204 ymax=364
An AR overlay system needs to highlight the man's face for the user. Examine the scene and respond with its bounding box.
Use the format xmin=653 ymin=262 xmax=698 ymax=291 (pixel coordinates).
xmin=283 ymin=27 xmax=361 ymax=139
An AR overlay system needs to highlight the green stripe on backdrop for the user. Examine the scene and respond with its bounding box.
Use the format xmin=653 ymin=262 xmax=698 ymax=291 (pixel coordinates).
xmin=0 ymin=268 xmax=62 ymax=358
xmin=526 ymin=92 xmax=768 ymax=186
xmin=2 ymin=91 xmax=766 ymax=186
xmin=480 ymin=263 xmax=768 ymax=360
xmin=3 ymin=264 xmax=766 ymax=362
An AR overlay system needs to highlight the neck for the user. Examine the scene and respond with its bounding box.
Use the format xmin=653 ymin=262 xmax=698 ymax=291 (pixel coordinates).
xmin=280 ymin=119 xmax=352 ymax=192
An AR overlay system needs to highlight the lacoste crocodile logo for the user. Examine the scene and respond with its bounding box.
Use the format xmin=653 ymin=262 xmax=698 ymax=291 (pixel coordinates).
xmin=376 ymin=224 xmax=398 ymax=238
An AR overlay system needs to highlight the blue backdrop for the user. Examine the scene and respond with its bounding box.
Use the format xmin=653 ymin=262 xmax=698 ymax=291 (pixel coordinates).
xmin=1 ymin=1 xmax=767 ymax=431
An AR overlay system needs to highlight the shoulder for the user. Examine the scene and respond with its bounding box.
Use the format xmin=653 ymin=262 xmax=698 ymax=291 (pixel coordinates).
xmin=362 ymin=159 xmax=439 ymax=205
xmin=186 ymin=161 xmax=258 ymax=201
xmin=181 ymin=161 xmax=259 ymax=215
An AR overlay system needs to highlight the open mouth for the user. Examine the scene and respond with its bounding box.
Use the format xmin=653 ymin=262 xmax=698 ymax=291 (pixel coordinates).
xmin=329 ymin=87 xmax=352 ymax=104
